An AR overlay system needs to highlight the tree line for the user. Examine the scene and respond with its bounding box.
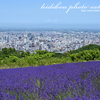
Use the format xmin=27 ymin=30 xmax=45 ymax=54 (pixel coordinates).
xmin=0 ymin=44 xmax=100 ymax=69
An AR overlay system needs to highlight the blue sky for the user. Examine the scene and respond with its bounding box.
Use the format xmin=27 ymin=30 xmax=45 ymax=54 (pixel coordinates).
xmin=0 ymin=0 xmax=100 ymax=29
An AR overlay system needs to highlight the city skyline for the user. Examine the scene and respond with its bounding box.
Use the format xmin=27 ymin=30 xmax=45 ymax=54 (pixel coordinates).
xmin=0 ymin=30 xmax=100 ymax=53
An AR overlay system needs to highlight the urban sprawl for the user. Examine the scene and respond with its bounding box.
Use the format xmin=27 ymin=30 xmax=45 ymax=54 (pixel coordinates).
xmin=0 ymin=30 xmax=100 ymax=53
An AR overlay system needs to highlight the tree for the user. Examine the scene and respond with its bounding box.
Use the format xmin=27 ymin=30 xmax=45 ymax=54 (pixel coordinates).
xmin=17 ymin=50 xmax=25 ymax=58
xmin=25 ymin=51 xmax=30 ymax=56
xmin=35 ymin=50 xmax=48 ymax=55
xmin=2 ymin=47 xmax=8 ymax=55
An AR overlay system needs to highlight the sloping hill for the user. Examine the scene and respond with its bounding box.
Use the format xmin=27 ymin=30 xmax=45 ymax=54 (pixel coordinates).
xmin=72 ymin=44 xmax=100 ymax=54
xmin=63 ymin=44 xmax=100 ymax=57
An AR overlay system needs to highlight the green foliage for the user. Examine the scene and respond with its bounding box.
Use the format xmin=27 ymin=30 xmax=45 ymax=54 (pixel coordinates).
xmin=35 ymin=50 xmax=48 ymax=55
xmin=54 ymin=53 xmax=64 ymax=58
xmin=70 ymin=49 xmax=100 ymax=61
xmin=30 ymin=53 xmax=35 ymax=56
xmin=16 ymin=58 xmax=26 ymax=67
xmin=0 ymin=60 xmax=4 ymax=64
xmin=25 ymin=56 xmax=38 ymax=65
xmin=45 ymin=52 xmax=55 ymax=58
xmin=98 ymin=57 xmax=100 ymax=60
xmin=1 ymin=44 xmax=100 ymax=69
xmin=17 ymin=50 xmax=25 ymax=58
xmin=64 ymin=50 xmax=73 ymax=57
xmin=2 ymin=47 xmax=8 ymax=55
xmin=72 ymin=44 xmax=100 ymax=54
xmin=24 ymin=51 xmax=30 ymax=57
xmin=9 ymin=56 xmax=18 ymax=62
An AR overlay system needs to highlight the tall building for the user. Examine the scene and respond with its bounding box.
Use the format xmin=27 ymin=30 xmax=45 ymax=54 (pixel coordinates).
xmin=7 ymin=36 xmax=9 ymax=43
xmin=24 ymin=33 xmax=27 ymax=44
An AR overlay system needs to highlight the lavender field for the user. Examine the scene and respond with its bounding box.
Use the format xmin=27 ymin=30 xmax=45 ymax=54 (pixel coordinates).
xmin=0 ymin=61 xmax=100 ymax=100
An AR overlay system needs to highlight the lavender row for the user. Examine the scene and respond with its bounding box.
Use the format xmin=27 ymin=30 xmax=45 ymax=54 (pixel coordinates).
xmin=0 ymin=61 xmax=100 ymax=100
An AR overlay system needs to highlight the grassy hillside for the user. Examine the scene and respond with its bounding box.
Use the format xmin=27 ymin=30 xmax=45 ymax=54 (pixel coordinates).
xmin=0 ymin=44 xmax=100 ymax=69
xmin=64 ymin=44 xmax=100 ymax=56
xmin=71 ymin=44 xmax=100 ymax=53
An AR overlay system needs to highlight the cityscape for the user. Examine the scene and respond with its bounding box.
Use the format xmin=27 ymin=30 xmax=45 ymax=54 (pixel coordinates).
xmin=0 ymin=30 xmax=100 ymax=54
